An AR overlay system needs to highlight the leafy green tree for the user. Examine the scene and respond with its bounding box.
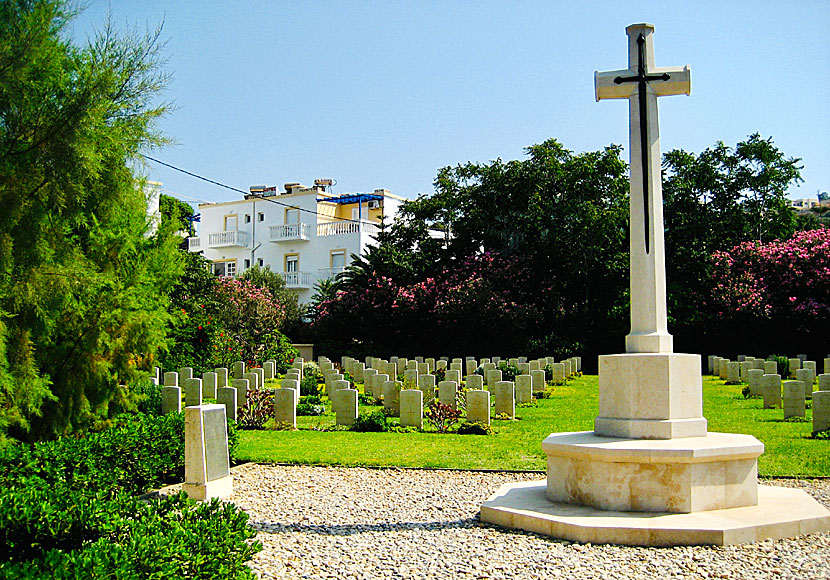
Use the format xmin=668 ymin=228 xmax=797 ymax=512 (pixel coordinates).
xmin=662 ymin=134 xmax=804 ymax=346
xmin=0 ymin=0 xmax=180 ymax=440
xmin=314 ymin=139 xmax=630 ymax=360
xmin=159 ymin=193 xmax=196 ymax=236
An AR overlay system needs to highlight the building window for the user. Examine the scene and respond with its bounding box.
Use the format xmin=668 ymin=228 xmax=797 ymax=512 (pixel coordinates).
xmin=285 ymin=208 xmax=299 ymax=224
xmin=331 ymin=249 xmax=346 ymax=270
xmin=224 ymin=215 xmax=238 ymax=231
xmin=285 ymin=254 xmax=299 ymax=272
xmin=257 ymin=258 xmax=264 ymax=267
xmin=212 ymin=260 xmax=236 ymax=277
xmin=245 ymin=214 xmax=251 ymax=223
xmin=258 ymin=212 xmax=265 ymax=222
xmin=244 ymin=259 xmax=250 ymax=269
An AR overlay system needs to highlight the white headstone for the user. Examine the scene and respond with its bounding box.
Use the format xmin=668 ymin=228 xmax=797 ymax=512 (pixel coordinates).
xmin=333 ymin=388 xmax=358 ymax=426
xmin=232 ymin=378 xmax=249 ymax=410
xmin=494 ymin=381 xmax=515 ymax=418
xmin=183 ymin=377 xmax=203 ymax=407
xmin=516 ymin=375 xmax=532 ymax=404
xmin=400 ymin=389 xmax=423 ymax=429
xmin=203 ymin=372 xmax=218 ymax=399
xmin=466 ymin=374 xmax=484 ymax=391
xmin=466 ymin=390 xmax=490 ymax=425
xmin=274 ymin=388 xmax=297 ymax=428
xmin=783 ymin=380 xmax=806 ymax=419
xmin=161 ymin=386 xmax=181 ymax=415
xmin=217 ymin=386 xmax=237 ymax=421
xmin=761 ymin=374 xmax=782 ymax=409
xmin=439 ymin=381 xmax=458 ymax=409
xmin=183 ymin=404 xmax=232 ymax=501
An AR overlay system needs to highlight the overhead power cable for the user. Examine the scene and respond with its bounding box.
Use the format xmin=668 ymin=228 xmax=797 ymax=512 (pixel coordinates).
xmin=141 ymin=153 xmax=366 ymax=223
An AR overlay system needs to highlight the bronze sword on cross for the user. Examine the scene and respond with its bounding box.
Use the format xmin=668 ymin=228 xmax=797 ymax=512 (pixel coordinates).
xmin=612 ymin=33 xmax=670 ymax=254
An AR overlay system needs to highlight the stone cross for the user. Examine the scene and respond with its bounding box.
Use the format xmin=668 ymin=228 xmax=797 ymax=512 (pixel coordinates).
xmin=595 ymin=23 xmax=690 ymax=354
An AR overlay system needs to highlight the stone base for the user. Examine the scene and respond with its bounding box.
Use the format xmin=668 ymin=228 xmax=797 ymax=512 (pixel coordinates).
xmin=596 ymin=352 xmax=706 ymax=439
xmin=182 ymin=475 xmax=233 ymax=501
xmin=481 ymin=481 xmax=830 ymax=546
xmin=543 ymin=431 xmax=763 ymax=513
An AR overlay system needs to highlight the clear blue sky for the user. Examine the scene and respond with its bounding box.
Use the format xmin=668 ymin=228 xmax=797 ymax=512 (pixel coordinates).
xmin=71 ymin=1 xmax=829 ymax=205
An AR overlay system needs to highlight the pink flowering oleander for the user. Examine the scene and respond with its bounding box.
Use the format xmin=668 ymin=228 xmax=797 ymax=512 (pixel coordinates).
xmin=710 ymin=228 xmax=830 ymax=321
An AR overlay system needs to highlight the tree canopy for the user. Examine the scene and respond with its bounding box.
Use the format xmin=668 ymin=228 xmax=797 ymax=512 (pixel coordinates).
xmin=314 ymin=139 xmax=631 ymax=359
xmin=662 ymin=133 xmax=804 ymax=346
xmin=0 ymin=0 xmax=182 ymax=440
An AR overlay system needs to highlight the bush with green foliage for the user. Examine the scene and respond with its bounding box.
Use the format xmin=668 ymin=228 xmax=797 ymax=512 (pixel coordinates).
xmin=456 ymin=421 xmax=493 ymax=435
xmin=237 ymin=389 xmax=273 ymax=430
xmin=424 ymin=401 xmax=462 ymax=433
xmin=132 ymin=379 xmax=163 ymax=416
xmin=0 ymin=491 xmax=260 ymax=579
xmin=296 ymin=403 xmax=326 ymax=417
xmin=767 ymin=355 xmax=789 ymax=380
xmin=0 ymin=410 xmax=253 ymax=577
xmin=350 ymin=410 xmax=389 ymax=432
xmin=497 ymin=362 xmax=519 ymax=382
xmin=300 ymin=362 xmax=323 ymax=396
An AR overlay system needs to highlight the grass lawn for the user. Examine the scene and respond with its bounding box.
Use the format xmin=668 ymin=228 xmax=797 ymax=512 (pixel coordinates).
xmin=237 ymin=375 xmax=830 ymax=477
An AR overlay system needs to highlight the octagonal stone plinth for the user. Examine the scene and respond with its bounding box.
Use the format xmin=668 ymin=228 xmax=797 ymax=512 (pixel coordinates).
xmin=543 ymin=431 xmax=763 ymax=513
xmin=481 ymin=481 xmax=830 ymax=547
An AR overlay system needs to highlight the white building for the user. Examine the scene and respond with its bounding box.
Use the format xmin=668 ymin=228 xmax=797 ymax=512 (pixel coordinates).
xmin=187 ymin=181 xmax=406 ymax=303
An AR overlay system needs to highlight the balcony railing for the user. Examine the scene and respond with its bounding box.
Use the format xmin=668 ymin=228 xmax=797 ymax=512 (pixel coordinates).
xmin=269 ymin=222 xmax=310 ymax=242
xmin=208 ymin=230 xmax=248 ymax=248
xmin=280 ymin=271 xmax=312 ymax=289
xmin=187 ymin=237 xmax=201 ymax=251
xmin=316 ymin=220 xmax=379 ymax=237
xmin=318 ymin=266 xmax=346 ymax=280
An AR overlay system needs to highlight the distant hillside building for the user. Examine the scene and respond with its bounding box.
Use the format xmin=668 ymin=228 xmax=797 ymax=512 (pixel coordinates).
xmin=187 ymin=181 xmax=405 ymax=303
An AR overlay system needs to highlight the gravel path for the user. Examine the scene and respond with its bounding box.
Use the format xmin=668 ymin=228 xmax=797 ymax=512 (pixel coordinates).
xmin=222 ymin=463 xmax=830 ymax=580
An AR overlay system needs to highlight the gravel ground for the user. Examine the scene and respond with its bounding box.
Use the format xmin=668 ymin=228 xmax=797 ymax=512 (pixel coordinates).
xmin=217 ymin=463 xmax=830 ymax=580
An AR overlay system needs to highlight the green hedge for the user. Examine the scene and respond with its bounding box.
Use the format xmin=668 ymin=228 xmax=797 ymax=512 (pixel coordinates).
xmin=0 ymin=412 xmax=256 ymax=578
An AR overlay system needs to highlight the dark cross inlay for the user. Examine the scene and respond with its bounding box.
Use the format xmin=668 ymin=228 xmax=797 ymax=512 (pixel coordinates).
xmin=613 ymin=33 xmax=671 ymax=255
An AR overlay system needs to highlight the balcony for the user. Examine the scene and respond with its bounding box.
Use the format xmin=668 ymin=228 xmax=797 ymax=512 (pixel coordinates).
xmin=316 ymin=220 xmax=379 ymax=237
xmin=208 ymin=230 xmax=248 ymax=248
xmin=270 ymin=222 xmax=310 ymax=242
xmin=280 ymin=271 xmax=312 ymax=289
xmin=187 ymin=237 xmax=201 ymax=251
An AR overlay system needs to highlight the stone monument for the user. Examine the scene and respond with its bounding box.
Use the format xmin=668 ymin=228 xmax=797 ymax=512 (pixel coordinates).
xmin=182 ymin=404 xmax=232 ymax=501
xmin=481 ymin=23 xmax=830 ymax=546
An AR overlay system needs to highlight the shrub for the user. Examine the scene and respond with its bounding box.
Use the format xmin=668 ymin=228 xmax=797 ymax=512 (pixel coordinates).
xmin=0 ymin=412 xmax=188 ymax=495
xmin=132 ymin=378 xmax=163 ymax=416
xmin=0 ymin=492 xmax=260 ymax=579
xmin=237 ymin=389 xmax=273 ymax=430
xmin=358 ymin=393 xmax=376 ymax=406
xmin=388 ymin=424 xmax=418 ymax=433
xmin=457 ymin=421 xmax=493 ymax=435
xmin=0 ymin=412 xmax=254 ymax=578
xmin=350 ymin=410 xmax=389 ymax=432
xmin=497 ymin=362 xmax=519 ymax=382
xmin=768 ymin=355 xmax=789 ymax=379
xmin=299 ymin=395 xmax=323 ymax=405
xmin=424 ymin=401 xmax=462 ymax=433
xmin=300 ymin=362 xmax=323 ymax=396
xmin=296 ymin=403 xmax=325 ymax=416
